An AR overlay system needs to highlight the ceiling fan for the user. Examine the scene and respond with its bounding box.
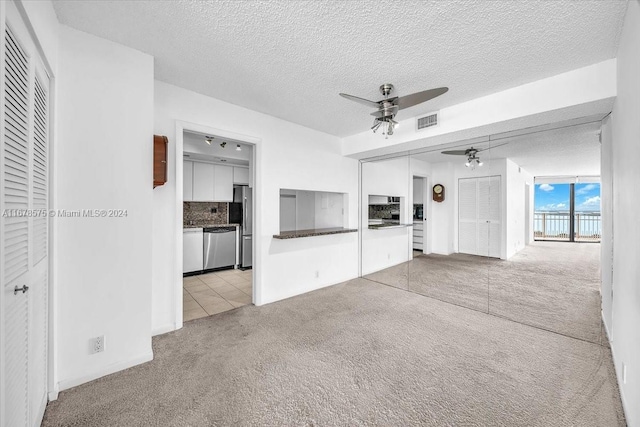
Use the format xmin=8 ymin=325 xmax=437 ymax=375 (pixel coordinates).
xmin=339 ymin=84 xmax=448 ymax=138
xmin=441 ymin=146 xmax=486 ymax=169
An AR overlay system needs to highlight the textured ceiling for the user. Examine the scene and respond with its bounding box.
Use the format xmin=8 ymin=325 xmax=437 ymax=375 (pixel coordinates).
xmin=412 ymin=122 xmax=601 ymax=177
xmin=183 ymin=131 xmax=251 ymax=165
xmin=52 ymin=0 xmax=627 ymax=137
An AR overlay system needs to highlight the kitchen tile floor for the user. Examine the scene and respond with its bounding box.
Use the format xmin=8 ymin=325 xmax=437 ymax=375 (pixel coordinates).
xmin=183 ymin=268 xmax=253 ymax=322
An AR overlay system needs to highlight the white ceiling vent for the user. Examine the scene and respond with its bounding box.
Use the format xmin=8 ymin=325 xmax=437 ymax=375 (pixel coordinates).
xmin=416 ymin=111 xmax=439 ymax=131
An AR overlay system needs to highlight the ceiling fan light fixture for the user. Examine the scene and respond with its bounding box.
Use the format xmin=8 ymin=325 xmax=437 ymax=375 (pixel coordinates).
xmin=340 ymin=83 xmax=448 ymax=139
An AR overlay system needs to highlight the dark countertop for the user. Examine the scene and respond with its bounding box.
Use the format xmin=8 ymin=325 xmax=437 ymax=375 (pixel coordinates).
xmin=368 ymin=223 xmax=413 ymax=230
xmin=184 ymin=223 xmax=240 ymax=229
xmin=273 ymin=227 xmax=357 ymax=239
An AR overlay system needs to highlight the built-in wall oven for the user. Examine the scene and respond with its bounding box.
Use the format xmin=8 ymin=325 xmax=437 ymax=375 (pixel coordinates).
xmin=203 ymin=227 xmax=237 ymax=270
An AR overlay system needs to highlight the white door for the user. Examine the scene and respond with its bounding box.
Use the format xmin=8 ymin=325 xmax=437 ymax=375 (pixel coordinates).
xmin=458 ymin=176 xmax=501 ymax=258
xmin=458 ymin=178 xmax=478 ymax=255
xmin=477 ymin=176 xmax=501 ymax=258
xmin=2 ymin=2 xmax=50 ymax=425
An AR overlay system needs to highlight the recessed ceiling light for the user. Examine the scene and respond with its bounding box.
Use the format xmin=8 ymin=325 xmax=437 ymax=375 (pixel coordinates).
xmin=236 ymin=144 xmax=241 ymax=151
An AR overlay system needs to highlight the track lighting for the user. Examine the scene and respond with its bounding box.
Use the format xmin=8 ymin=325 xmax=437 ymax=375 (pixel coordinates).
xmin=205 ymin=136 xmax=213 ymax=145
xmin=220 ymin=141 xmax=227 ymax=148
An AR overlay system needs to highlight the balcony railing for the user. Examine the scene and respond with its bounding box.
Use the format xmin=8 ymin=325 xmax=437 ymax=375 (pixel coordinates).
xmin=534 ymin=212 xmax=601 ymax=242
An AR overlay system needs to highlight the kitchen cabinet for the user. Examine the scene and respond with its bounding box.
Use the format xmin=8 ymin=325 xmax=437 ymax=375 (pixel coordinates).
xmin=233 ymin=167 xmax=249 ymax=185
xmin=184 ymin=160 xmax=193 ymax=201
xmin=214 ymin=165 xmax=233 ymax=201
xmin=413 ymin=220 xmax=424 ymax=250
xmin=153 ymin=135 xmax=168 ymax=188
xmin=369 ymin=195 xmax=388 ymax=204
xmin=192 ymin=162 xmax=215 ymax=201
xmin=188 ymin=161 xmax=234 ymax=202
xmin=183 ymin=228 xmax=204 ymax=273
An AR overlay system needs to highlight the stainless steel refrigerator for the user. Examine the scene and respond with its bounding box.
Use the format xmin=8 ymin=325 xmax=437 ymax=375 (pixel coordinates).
xmin=237 ymin=186 xmax=252 ymax=268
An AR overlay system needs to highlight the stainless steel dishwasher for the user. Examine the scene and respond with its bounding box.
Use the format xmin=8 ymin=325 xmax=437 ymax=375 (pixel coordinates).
xmin=203 ymin=227 xmax=237 ymax=270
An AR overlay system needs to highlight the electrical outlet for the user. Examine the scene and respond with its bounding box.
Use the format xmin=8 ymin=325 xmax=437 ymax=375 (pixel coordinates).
xmin=622 ymin=363 xmax=627 ymax=384
xmin=91 ymin=335 xmax=105 ymax=354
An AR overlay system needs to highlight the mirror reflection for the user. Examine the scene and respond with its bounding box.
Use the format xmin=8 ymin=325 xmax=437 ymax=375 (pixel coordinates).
xmin=360 ymin=120 xmax=603 ymax=344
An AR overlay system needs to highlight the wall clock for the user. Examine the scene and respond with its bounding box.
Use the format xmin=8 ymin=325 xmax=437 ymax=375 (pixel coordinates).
xmin=433 ymin=184 xmax=445 ymax=203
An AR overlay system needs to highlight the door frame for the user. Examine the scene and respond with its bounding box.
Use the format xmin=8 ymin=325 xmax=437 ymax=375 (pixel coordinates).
xmin=411 ymin=174 xmax=430 ymax=255
xmin=174 ymin=121 xmax=260 ymax=329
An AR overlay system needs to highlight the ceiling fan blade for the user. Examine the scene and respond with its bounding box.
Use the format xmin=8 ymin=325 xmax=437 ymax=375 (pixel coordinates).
xmin=396 ymin=87 xmax=448 ymax=110
xmin=339 ymin=93 xmax=380 ymax=109
xmin=441 ymin=150 xmax=468 ymax=155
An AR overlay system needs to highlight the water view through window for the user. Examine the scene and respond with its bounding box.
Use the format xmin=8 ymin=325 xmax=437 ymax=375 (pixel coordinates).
xmin=534 ymin=182 xmax=601 ymax=242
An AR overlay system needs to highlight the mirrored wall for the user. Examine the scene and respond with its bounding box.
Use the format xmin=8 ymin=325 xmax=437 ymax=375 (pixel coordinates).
xmin=359 ymin=120 xmax=604 ymax=344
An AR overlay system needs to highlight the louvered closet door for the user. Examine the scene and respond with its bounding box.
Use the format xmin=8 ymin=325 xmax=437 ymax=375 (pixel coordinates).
xmin=3 ymin=19 xmax=32 ymax=427
xmin=28 ymin=61 xmax=50 ymax=425
xmin=2 ymin=1 xmax=50 ymax=425
xmin=458 ymin=176 xmax=501 ymax=258
xmin=477 ymin=176 xmax=501 ymax=258
xmin=458 ymin=178 xmax=478 ymax=255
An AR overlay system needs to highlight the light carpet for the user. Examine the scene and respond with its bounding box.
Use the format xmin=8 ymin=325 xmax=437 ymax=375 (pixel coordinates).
xmin=43 ymin=276 xmax=625 ymax=426
xmin=367 ymin=242 xmax=603 ymax=344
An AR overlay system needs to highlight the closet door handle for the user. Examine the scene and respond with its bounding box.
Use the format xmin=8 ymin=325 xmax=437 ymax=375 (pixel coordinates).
xmin=14 ymin=285 xmax=29 ymax=295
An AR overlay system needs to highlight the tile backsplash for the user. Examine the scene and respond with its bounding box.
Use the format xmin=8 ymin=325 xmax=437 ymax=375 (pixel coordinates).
xmin=184 ymin=202 xmax=229 ymax=226
xmin=368 ymin=203 xmax=400 ymax=220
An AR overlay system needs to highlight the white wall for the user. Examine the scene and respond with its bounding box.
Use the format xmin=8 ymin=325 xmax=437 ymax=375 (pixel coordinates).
xmin=295 ymin=191 xmax=315 ymax=230
xmin=600 ymin=115 xmax=613 ymax=336
xmin=505 ymin=159 xmax=534 ymax=259
xmin=607 ymin=1 xmax=640 ymax=424
xmin=55 ymin=26 xmax=154 ymax=389
xmin=361 ymin=157 xmax=411 ymax=275
xmin=429 ymin=162 xmax=455 ymax=255
xmin=314 ymin=192 xmax=344 ymax=229
xmin=152 ymin=81 xmax=359 ymax=328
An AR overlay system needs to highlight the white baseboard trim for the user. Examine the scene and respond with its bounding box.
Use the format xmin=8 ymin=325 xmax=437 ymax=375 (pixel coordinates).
xmin=608 ymin=343 xmax=632 ymax=426
xmin=48 ymin=384 xmax=60 ymax=401
xmin=258 ymin=275 xmax=358 ymax=306
xmin=152 ymin=322 xmax=178 ymax=336
xmin=601 ymin=312 xmax=612 ymax=342
xmin=57 ymin=351 xmax=154 ymax=392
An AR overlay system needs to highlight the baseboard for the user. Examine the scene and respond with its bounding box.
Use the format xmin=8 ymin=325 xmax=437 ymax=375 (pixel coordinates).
xmin=608 ymin=343 xmax=632 ymax=426
xmin=601 ymin=312 xmax=612 ymax=342
xmin=48 ymin=384 xmax=59 ymax=401
xmin=152 ymin=322 xmax=178 ymax=336
xmin=57 ymin=351 xmax=154 ymax=392
xmin=431 ymin=249 xmax=452 ymax=255
xmin=258 ymin=275 xmax=358 ymax=306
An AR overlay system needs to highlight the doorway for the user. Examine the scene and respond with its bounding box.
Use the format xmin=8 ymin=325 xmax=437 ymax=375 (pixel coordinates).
xmin=412 ymin=175 xmax=427 ymax=258
xmin=175 ymin=124 xmax=259 ymax=324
